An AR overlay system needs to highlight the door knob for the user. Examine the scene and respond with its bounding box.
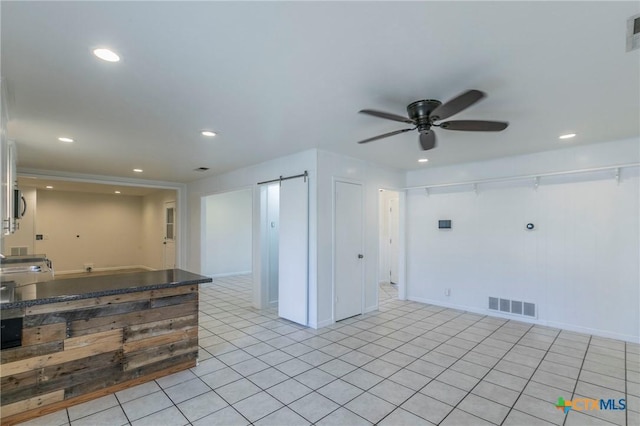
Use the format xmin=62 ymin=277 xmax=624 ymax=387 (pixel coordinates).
xmin=358 ymin=254 xmax=364 ymax=259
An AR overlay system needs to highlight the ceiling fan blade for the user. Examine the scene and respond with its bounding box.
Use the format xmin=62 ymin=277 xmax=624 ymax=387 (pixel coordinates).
xmin=359 ymin=109 xmax=415 ymax=124
xmin=439 ymin=120 xmax=509 ymax=131
xmin=357 ymin=128 xmax=414 ymax=144
xmin=430 ymin=90 xmax=486 ymax=121
xmin=419 ymin=131 xmax=436 ymax=150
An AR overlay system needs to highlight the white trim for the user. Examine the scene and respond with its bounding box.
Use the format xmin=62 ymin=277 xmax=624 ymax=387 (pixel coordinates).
xmin=364 ymin=304 xmax=377 ymax=314
xmin=408 ymin=296 xmax=640 ymax=344
xmin=311 ymin=318 xmax=334 ymax=330
xmin=375 ymin=187 xmax=406 ymax=306
xmin=404 ymin=163 xmax=640 ymax=191
xmin=17 ymin=168 xmax=188 ymax=270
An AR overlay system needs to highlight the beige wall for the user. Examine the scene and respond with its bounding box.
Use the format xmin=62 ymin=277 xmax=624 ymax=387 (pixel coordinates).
xmin=34 ymin=190 xmax=145 ymax=273
xmin=141 ymin=189 xmax=177 ymax=270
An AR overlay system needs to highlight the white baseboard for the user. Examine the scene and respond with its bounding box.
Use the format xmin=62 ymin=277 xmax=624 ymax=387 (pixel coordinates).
xmin=407 ymin=296 xmax=640 ymax=344
xmin=308 ymin=318 xmax=334 ymax=329
xmin=364 ymin=305 xmax=378 ymax=314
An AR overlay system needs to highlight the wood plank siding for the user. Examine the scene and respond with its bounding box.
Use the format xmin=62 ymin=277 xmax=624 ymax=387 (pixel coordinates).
xmin=0 ymin=284 xmax=199 ymax=425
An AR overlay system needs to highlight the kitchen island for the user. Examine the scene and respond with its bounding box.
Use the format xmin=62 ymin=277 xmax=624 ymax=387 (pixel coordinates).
xmin=0 ymin=269 xmax=212 ymax=425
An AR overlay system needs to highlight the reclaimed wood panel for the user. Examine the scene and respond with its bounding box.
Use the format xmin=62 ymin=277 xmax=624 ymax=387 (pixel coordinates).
xmin=0 ymin=389 xmax=65 ymax=418
xmin=123 ymin=328 xmax=197 ymax=353
xmin=24 ymin=301 xmax=151 ymax=327
xmin=24 ymin=285 xmax=197 ymax=316
xmin=0 ymin=284 xmax=199 ymax=425
xmin=124 ymin=338 xmax=198 ymax=371
xmin=22 ymin=323 xmax=67 ymax=346
xmin=0 ymin=341 xmax=64 ymax=364
xmin=1 ymin=329 xmax=123 ymax=377
xmin=123 ymin=314 xmax=197 ymax=342
xmin=1 ymin=359 xmax=195 ymax=426
xmin=149 ymin=292 xmax=197 ymax=308
xmin=0 ymin=370 xmax=38 ymax=393
xmin=69 ymin=301 xmax=198 ymax=336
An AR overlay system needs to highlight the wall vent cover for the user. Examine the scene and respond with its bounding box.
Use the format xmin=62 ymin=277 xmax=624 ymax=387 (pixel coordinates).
xmin=488 ymin=297 xmax=536 ymax=318
xmin=10 ymin=246 xmax=28 ymax=256
xmin=627 ymin=14 xmax=640 ymax=52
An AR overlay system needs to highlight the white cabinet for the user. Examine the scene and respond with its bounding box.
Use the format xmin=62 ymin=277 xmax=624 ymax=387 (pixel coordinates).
xmin=1 ymin=77 xmax=18 ymax=236
xmin=2 ymin=140 xmax=18 ymax=235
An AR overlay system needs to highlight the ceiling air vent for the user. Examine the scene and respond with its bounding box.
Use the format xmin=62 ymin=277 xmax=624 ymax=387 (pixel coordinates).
xmin=194 ymin=167 xmax=210 ymax=172
xmin=627 ymin=13 xmax=640 ymax=52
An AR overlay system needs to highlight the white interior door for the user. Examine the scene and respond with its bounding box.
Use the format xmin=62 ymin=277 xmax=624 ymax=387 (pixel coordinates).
xmin=163 ymin=201 xmax=176 ymax=269
xmin=389 ymin=197 xmax=400 ymax=284
xmin=278 ymin=178 xmax=308 ymax=326
xmin=267 ymin=184 xmax=280 ymax=306
xmin=334 ymin=181 xmax=364 ymax=321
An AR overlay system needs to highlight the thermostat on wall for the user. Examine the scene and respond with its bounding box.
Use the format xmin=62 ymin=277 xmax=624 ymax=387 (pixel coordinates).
xmin=438 ymin=220 xmax=452 ymax=229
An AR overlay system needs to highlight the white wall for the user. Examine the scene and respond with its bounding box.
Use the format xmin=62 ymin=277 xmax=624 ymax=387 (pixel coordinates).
xmin=316 ymin=150 xmax=405 ymax=326
xmin=187 ymin=148 xmax=404 ymax=327
xmin=405 ymin=138 xmax=640 ymax=342
xmin=201 ymin=188 xmax=252 ymax=277
xmin=187 ymin=149 xmax=318 ymax=317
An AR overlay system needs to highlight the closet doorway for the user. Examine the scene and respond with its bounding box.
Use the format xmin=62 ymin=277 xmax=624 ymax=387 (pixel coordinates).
xmin=259 ymin=173 xmax=309 ymax=326
xmin=379 ymin=189 xmax=400 ymax=302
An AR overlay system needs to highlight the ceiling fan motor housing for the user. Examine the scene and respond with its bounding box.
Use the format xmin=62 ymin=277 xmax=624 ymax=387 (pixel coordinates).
xmin=407 ymin=99 xmax=441 ymax=132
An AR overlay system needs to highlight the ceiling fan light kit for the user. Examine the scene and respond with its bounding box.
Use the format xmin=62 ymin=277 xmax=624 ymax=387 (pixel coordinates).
xmin=358 ymin=89 xmax=508 ymax=151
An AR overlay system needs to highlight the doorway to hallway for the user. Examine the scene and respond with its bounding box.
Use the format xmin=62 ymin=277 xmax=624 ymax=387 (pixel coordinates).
xmin=378 ymin=189 xmax=400 ymax=301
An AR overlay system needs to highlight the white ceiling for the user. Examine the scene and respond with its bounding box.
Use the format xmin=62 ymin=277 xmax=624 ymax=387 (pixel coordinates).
xmin=2 ymin=1 xmax=639 ymax=183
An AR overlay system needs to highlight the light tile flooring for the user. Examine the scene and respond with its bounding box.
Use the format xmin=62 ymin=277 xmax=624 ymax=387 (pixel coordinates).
xmin=19 ymin=275 xmax=639 ymax=426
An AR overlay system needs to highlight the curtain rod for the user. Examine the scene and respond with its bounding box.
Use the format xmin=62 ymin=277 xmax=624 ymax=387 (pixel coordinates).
xmin=257 ymin=170 xmax=308 ymax=186
xmin=404 ymin=163 xmax=640 ymax=191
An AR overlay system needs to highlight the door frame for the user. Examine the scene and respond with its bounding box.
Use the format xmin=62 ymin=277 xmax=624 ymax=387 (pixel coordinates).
xmin=16 ymin=170 xmax=186 ymax=268
xmin=388 ymin=196 xmax=400 ymax=284
xmin=332 ymin=177 xmax=365 ymax=323
xmin=163 ymin=200 xmax=177 ymax=269
xmin=377 ymin=187 xmax=407 ymax=304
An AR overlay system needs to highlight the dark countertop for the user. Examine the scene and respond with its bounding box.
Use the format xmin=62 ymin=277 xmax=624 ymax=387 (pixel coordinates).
xmin=0 ymin=269 xmax=212 ymax=311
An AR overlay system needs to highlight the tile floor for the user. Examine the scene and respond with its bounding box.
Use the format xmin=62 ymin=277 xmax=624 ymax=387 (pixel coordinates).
xmin=19 ymin=275 xmax=639 ymax=426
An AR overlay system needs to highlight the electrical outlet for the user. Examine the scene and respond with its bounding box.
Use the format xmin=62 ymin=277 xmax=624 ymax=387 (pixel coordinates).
xmin=445 ymin=288 xmax=451 ymax=297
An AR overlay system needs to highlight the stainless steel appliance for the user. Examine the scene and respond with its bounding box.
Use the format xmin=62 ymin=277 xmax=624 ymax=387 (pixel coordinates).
xmin=0 ymin=254 xmax=54 ymax=286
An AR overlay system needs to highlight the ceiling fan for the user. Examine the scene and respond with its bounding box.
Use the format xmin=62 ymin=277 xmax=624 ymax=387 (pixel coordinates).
xmin=358 ymin=90 xmax=508 ymax=150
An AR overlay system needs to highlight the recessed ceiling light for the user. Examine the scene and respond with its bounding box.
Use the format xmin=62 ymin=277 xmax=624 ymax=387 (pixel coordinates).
xmin=201 ymin=130 xmax=217 ymax=137
xmin=46 ymin=185 xmax=53 ymax=189
xmin=418 ymin=158 xmax=429 ymax=163
xmin=93 ymin=48 xmax=120 ymax=62
xmin=133 ymin=168 xmax=143 ymax=173
xmin=559 ymin=133 xmax=576 ymax=139
xmin=58 ymin=137 xmax=74 ymax=143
